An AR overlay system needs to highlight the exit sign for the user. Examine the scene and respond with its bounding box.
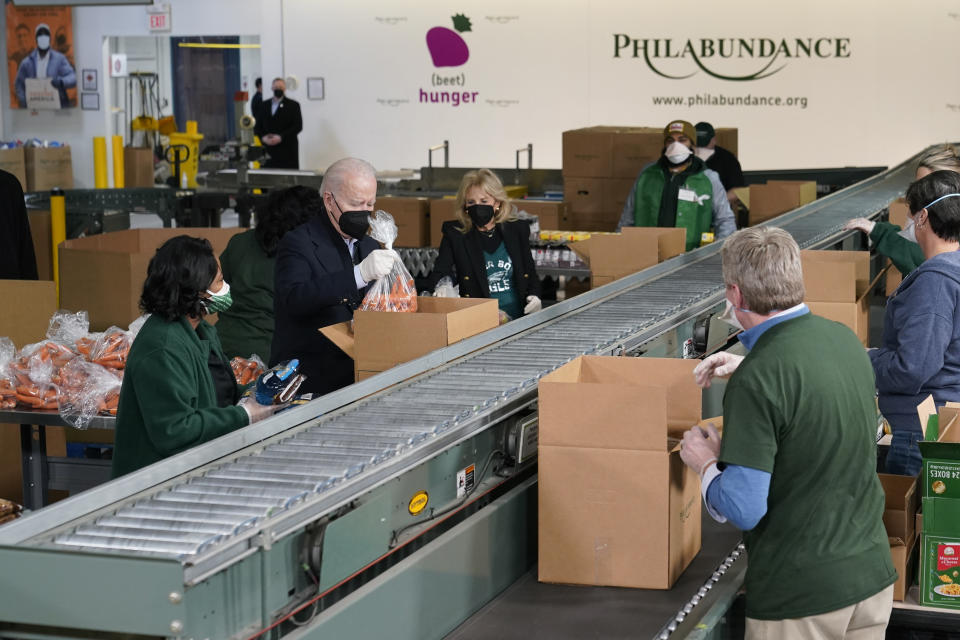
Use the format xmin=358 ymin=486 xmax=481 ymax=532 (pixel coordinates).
xmin=147 ymin=5 xmax=171 ymax=32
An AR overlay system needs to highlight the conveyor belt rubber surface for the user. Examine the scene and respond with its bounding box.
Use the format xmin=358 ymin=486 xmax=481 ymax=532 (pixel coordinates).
xmin=35 ymin=151 xmax=917 ymax=567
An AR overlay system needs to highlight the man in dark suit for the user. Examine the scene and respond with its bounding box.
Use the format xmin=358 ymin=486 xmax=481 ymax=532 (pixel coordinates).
xmin=249 ymin=77 xmax=263 ymax=121
xmin=254 ymin=77 xmax=303 ymax=169
xmin=0 ymin=169 xmax=38 ymax=279
xmin=271 ymin=158 xmax=399 ymax=395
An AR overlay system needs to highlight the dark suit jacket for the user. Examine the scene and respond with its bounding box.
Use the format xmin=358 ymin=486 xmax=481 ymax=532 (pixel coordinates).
xmin=271 ymin=210 xmax=377 ymax=395
xmin=421 ymin=219 xmax=540 ymax=303
xmin=0 ymin=169 xmax=38 ymax=279
xmin=254 ymin=97 xmax=302 ymax=169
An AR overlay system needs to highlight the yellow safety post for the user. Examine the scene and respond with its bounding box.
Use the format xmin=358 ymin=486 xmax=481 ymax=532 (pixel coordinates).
xmin=93 ymin=137 xmax=108 ymax=188
xmin=112 ymin=135 xmax=125 ymax=188
xmin=50 ymin=188 xmax=66 ymax=303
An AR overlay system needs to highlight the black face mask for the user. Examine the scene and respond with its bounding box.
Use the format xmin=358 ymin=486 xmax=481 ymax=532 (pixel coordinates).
xmin=332 ymin=196 xmax=370 ymax=240
xmin=466 ymin=204 xmax=495 ymax=228
xmin=273 ymin=89 xmax=284 ymax=99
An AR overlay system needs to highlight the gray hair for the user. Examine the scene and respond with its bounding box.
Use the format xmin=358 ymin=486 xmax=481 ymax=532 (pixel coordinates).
xmin=721 ymin=227 xmax=804 ymax=314
xmin=320 ymin=158 xmax=377 ymax=198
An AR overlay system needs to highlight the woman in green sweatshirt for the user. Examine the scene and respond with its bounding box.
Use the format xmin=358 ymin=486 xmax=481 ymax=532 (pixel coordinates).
xmin=111 ymin=236 xmax=280 ymax=477
xmin=845 ymin=144 xmax=960 ymax=276
xmin=216 ymin=186 xmax=319 ymax=359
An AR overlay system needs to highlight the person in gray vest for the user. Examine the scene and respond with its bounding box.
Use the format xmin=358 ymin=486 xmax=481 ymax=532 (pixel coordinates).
xmin=618 ymin=119 xmax=735 ymax=250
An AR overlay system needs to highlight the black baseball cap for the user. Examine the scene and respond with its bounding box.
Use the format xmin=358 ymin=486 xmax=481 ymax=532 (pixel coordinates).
xmin=695 ymin=122 xmax=715 ymax=147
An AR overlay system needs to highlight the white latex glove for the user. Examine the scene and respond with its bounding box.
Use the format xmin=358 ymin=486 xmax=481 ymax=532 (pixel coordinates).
xmin=843 ymin=217 xmax=875 ymax=234
xmin=524 ymin=295 xmax=542 ymax=314
xmin=359 ymin=249 xmax=398 ymax=283
xmin=680 ymin=424 xmax=722 ymax=477
xmin=693 ymin=352 xmax=744 ymax=388
xmin=238 ymin=395 xmax=284 ymax=424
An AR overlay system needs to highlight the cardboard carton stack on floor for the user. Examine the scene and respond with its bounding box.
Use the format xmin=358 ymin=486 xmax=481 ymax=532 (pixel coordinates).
xmin=321 ymin=297 xmax=499 ymax=381
xmin=59 ymin=228 xmax=244 ymax=331
xmin=568 ymin=227 xmax=686 ymax=288
xmin=0 ymin=146 xmax=27 ymax=188
xmin=25 ymin=145 xmax=73 ymax=192
xmin=538 ymin=356 xmax=702 ymax=589
xmin=917 ymin=399 xmax=960 ymax=609
xmin=801 ymin=250 xmax=880 ymax=346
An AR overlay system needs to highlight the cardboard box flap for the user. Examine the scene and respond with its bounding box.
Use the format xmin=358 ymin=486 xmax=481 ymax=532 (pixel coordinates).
xmin=879 ymin=474 xmax=918 ymax=511
xmin=319 ymin=321 xmax=355 ymax=359
xmin=802 ymin=250 xmax=870 ymax=302
xmin=918 ymin=395 xmax=937 ymax=435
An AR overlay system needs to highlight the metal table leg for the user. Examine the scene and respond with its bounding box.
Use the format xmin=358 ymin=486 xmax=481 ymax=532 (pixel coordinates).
xmin=20 ymin=424 xmax=48 ymax=510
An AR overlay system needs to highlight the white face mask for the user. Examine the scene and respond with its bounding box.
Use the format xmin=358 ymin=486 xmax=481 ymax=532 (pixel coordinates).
xmin=36 ymin=35 xmax=50 ymax=51
xmin=897 ymin=218 xmax=917 ymax=243
xmin=665 ymin=141 xmax=692 ymax=165
xmin=695 ymin=147 xmax=715 ymax=162
xmin=718 ymin=299 xmax=745 ymax=331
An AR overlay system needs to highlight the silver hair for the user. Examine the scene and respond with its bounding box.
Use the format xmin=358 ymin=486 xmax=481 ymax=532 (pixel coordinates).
xmin=320 ymin=158 xmax=377 ymax=198
xmin=721 ymin=227 xmax=804 ymax=314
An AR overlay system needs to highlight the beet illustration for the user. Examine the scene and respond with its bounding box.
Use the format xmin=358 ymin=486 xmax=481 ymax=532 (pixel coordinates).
xmin=426 ymin=14 xmax=471 ymax=67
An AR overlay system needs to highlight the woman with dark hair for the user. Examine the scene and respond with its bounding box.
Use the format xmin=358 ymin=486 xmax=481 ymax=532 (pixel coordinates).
xmin=111 ymin=235 xmax=280 ymax=477
xmin=216 ymin=186 xmax=319 ymax=358
xmin=870 ymin=170 xmax=960 ymax=475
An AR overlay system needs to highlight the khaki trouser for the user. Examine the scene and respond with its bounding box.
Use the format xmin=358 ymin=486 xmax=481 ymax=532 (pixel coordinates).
xmin=746 ymin=584 xmax=894 ymax=640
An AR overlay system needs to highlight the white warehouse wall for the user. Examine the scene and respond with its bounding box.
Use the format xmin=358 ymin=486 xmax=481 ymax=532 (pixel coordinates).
xmin=2 ymin=0 xmax=959 ymax=186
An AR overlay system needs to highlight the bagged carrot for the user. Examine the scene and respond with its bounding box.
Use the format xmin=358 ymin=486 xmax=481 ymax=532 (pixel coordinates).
xmin=0 ymin=338 xmax=16 ymax=410
xmin=359 ymin=210 xmax=418 ymax=313
xmin=90 ymin=327 xmax=132 ymax=370
xmin=59 ymin=359 xmax=122 ymax=427
xmin=230 ymin=355 xmax=265 ymax=386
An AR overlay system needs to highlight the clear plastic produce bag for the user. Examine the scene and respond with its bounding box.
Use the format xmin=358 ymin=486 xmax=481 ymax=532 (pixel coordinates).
xmin=433 ymin=276 xmax=459 ymax=298
xmin=59 ymin=359 xmax=122 ymax=427
xmin=359 ymin=210 xmax=418 ymax=313
xmin=231 ymin=354 xmax=266 ymax=386
xmin=0 ymin=337 xmax=16 ymax=409
xmin=89 ymin=327 xmax=132 ymax=370
xmin=46 ymin=310 xmax=90 ymax=347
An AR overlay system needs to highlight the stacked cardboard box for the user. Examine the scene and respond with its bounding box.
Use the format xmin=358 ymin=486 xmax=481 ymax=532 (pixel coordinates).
xmin=885 ymin=198 xmax=911 ymax=295
xmin=568 ymin=227 xmax=686 ymax=288
xmin=802 ymin=250 xmax=881 ymax=346
xmin=320 ymin=297 xmax=499 ymax=381
xmin=123 ymin=147 xmax=155 ymax=188
xmin=0 ymin=147 xmax=27 ymax=189
xmin=377 ymin=196 xmax=430 ymax=247
xmin=917 ymin=400 xmax=960 ymax=609
xmin=538 ymin=356 xmax=702 ymax=589
xmin=59 ymin=228 xmax=244 ymax=331
xmin=879 ymin=473 xmax=920 ymax=600
xmin=25 ymin=146 xmax=73 ymax=192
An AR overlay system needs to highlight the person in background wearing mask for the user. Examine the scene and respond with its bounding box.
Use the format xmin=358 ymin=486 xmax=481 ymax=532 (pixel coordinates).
xmin=421 ymin=169 xmax=541 ymax=323
xmin=14 ymin=23 xmax=76 ymax=108
xmin=844 ymin=144 xmax=960 ymax=276
xmin=272 ymin=158 xmax=399 ymax=395
xmin=684 ymin=227 xmax=895 ymax=639
xmin=694 ymin=121 xmax=745 ymax=206
xmin=870 ymin=170 xmax=960 ymax=476
xmin=250 ymin=76 xmax=264 ymax=122
xmin=254 ymin=77 xmax=303 ymax=169
xmin=217 ymin=185 xmax=319 ymax=360
xmin=618 ymin=120 xmax=736 ymax=251
xmin=111 ymin=236 xmax=284 ymax=478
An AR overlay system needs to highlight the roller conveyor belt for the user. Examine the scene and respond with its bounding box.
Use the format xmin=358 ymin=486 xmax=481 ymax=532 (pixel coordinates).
xmin=10 ymin=151 xmax=917 ymax=578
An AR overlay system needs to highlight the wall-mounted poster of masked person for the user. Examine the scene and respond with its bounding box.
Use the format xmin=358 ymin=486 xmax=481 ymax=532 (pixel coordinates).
xmin=6 ymin=2 xmax=76 ymax=109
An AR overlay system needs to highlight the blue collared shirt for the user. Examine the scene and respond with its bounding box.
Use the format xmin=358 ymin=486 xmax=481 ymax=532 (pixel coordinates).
xmin=703 ymin=303 xmax=810 ymax=530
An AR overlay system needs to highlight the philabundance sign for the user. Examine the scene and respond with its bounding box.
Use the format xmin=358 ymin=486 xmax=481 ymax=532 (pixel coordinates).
xmin=613 ymin=36 xmax=851 ymax=81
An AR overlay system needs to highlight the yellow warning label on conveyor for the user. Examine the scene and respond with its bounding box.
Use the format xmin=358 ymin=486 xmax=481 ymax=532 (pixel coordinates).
xmin=408 ymin=490 xmax=429 ymax=515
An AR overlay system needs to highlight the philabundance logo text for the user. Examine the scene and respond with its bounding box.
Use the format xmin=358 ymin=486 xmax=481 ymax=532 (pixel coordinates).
xmin=614 ymin=36 xmax=851 ymax=81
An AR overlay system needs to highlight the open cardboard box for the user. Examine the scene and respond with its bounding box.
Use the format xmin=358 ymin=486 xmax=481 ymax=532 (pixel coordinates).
xmin=320 ymin=297 xmax=499 ymax=380
xmin=537 ymin=356 xmax=702 ymax=589
xmin=569 ymin=227 xmax=686 ymax=287
xmin=735 ymin=180 xmax=816 ymax=226
xmin=889 ymin=536 xmax=919 ymax=602
xmin=880 ymin=473 xmax=920 ymax=545
xmin=59 ymin=228 xmax=243 ymax=331
xmin=802 ymin=250 xmax=879 ymax=346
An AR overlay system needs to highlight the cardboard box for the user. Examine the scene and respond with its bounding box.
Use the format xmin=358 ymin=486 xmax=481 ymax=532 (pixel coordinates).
xmin=321 ymin=297 xmax=499 ymax=379
xmin=562 ymin=126 xmax=663 ymax=178
xmin=715 ymin=127 xmax=738 ymax=158
xmin=569 ymin=227 xmax=686 ymax=286
xmin=25 ymin=146 xmax=73 ymax=192
xmin=123 ymin=146 xmax=154 ymax=188
xmin=515 ymin=200 xmax=568 ymax=231
xmin=59 ymin=228 xmax=243 ymax=331
xmin=889 ymin=198 xmax=910 ymax=228
xmin=802 ymin=250 xmax=877 ymax=345
xmin=919 ymin=533 xmax=960 ymax=609
xmin=740 ymin=180 xmax=816 ymax=226
xmin=0 ymin=147 xmax=27 ymax=189
xmin=537 ymin=356 xmax=702 ymax=589
xmin=880 ymin=473 xmax=919 ymax=544
xmin=429 ymin=198 xmax=460 ymax=247
xmin=28 ymin=210 xmax=52 ymax=281
xmin=918 ymin=401 xmax=960 ymax=504
xmin=378 ymin=196 xmax=430 ymax=247
xmin=562 ymin=177 xmax=635 ymax=232
xmin=886 ymin=264 xmax=903 ymax=297
xmin=890 ymin=536 xmax=919 ymax=602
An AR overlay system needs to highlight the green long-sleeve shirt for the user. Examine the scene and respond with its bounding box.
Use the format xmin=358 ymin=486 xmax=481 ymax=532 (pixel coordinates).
xmin=111 ymin=315 xmax=249 ymax=477
xmin=870 ymin=220 xmax=925 ymax=276
xmin=216 ymin=229 xmax=276 ymax=360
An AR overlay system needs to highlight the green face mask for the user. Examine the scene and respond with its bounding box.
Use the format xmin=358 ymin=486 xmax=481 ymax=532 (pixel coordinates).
xmin=204 ymin=282 xmax=233 ymax=314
